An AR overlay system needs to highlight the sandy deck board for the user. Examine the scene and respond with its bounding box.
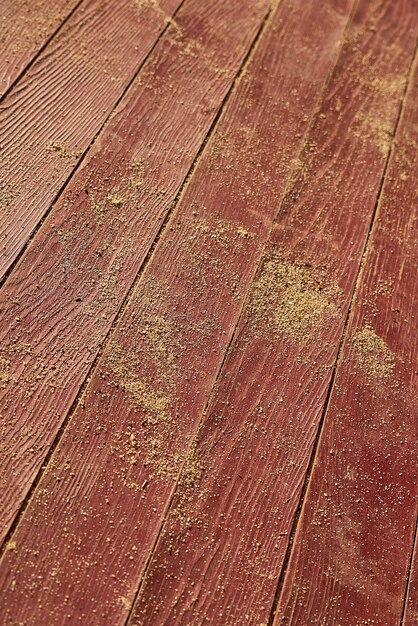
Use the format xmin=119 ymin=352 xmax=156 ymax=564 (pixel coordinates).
xmin=0 ymin=0 xmax=416 ymax=624
xmin=0 ymin=0 xmax=358 ymax=622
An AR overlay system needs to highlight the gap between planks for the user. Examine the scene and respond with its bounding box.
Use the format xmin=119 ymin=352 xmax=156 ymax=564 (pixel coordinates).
xmin=401 ymin=518 xmax=418 ymax=624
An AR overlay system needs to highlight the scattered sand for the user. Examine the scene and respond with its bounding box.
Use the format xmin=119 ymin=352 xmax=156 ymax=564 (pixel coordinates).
xmin=237 ymin=226 xmax=255 ymax=239
xmin=3 ymin=1 xmax=65 ymax=55
xmin=352 ymin=325 xmax=395 ymax=379
xmin=179 ymin=443 xmax=203 ymax=490
xmin=0 ymin=181 xmax=13 ymax=212
xmin=46 ymin=140 xmax=80 ymax=162
xmin=249 ymin=258 xmax=342 ymax=341
xmin=0 ymin=356 xmax=10 ymax=387
xmin=89 ymin=160 xmax=147 ymax=224
xmin=106 ymin=341 xmax=170 ymax=423
xmin=353 ymin=74 xmax=406 ymax=156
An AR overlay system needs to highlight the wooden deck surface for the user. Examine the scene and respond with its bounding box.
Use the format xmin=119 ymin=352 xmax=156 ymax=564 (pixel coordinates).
xmin=0 ymin=1 xmax=416 ymax=624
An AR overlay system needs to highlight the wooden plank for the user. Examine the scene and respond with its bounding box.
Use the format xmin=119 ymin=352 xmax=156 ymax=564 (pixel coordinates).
xmin=0 ymin=0 xmax=269 ymax=545
xmin=0 ymin=0 xmax=183 ymax=282
xmin=404 ymin=527 xmax=418 ymax=625
xmin=0 ymin=0 xmax=356 ymax=622
xmin=275 ymin=53 xmax=418 ymax=625
xmin=0 ymin=0 xmax=80 ymax=98
xmin=124 ymin=2 xmax=417 ymax=625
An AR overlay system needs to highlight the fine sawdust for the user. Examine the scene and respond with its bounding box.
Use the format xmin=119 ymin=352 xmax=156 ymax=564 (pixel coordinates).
xmin=90 ymin=160 xmax=146 ymax=224
xmin=249 ymin=258 xmax=342 ymax=341
xmin=46 ymin=140 xmax=80 ymax=162
xmin=353 ymin=74 xmax=406 ymax=156
xmin=2 ymin=1 xmax=65 ymax=54
xmin=352 ymin=325 xmax=395 ymax=379
xmin=0 ymin=181 xmax=13 ymax=213
xmin=0 ymin=356 xmax=10 ymax=387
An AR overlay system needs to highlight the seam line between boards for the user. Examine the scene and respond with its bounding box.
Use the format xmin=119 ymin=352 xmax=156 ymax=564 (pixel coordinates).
xmin=400 ymin=516 xmax=418 ymax=625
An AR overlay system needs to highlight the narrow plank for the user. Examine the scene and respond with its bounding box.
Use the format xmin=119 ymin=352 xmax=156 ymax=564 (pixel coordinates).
xmin=405 ymin=526 xmax=418 ymax=625
xmin=0 ymin=0 xmax=80 ymax=97
xmin=124 ymin=2 xmax=417 ymax=625
xmin=0 ymin=0 xmax=355 ymax=622
xmin=276 ymin=53 xmax=418 ymax=625
xmin=0 ymin=0 xmax=269 ymax=545
xmin=0 ymin=0 xmax=182 ymax=281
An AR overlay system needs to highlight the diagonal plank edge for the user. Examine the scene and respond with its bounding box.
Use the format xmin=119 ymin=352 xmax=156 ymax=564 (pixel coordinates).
xmin=404 ymin=519 xmax=418 ymax=625
xmin=0 ymin=0 xmax=357 ymax=623
xmin=0 ymin=0 xmax=183 ymax=282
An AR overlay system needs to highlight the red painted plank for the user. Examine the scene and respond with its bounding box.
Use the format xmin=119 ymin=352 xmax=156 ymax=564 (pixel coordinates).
xmin=0 ymin=0 xmax=356 ymax=622
xmin=0 ymin=0 xmax=269 ymax=545
xmin=405 ymin=528 xmax=418 ymax=625
xmin=0 ymin=0 xmax=80 ymax=97
xmin=275 ymin=53 xmax=418 ymax=625
xmin=0 ymin=0 xmax=182 ymax=281
xmin=123 ymin=2 xmax=416 ymax=625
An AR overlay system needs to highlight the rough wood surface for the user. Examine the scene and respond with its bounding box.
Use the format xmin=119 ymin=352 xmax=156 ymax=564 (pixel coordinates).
xmin=0 ymin=0 xmax=269 ymax=546
xmin=0 ymin=0 xmax=80 ymax=97
xmin=0 ymin=0 xmax=356 ymax=622
xmin=275 ymin=52 xmax=418 ymax=625
xmin=0 ymin=0 xmax=182 ymax=281
xmin=122 ymin=2 xmax=417 ymax=624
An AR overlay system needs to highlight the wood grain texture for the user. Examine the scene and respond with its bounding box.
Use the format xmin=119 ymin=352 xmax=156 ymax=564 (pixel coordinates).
xmin=124 ymin=2 xmax=418 ymax=625
xmin=0 ymin=0 xmax=182 ymax=281
xmin=0 ymin=0 xmax=356 ymax=622
xmin=275 ymin=52 xmax=418 ymax=626
xmin=0 ymin=0 xmax=80 ymax=97
xmin=0 ymin=0 xmax=269 ymax=547
xmin=405 ymin=526 xmax=418 ymax=625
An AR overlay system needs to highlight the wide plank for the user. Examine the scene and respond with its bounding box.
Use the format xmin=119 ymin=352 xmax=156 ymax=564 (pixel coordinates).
xmin=0 ymin=0 xmax=355 ymax=622
xmin=0 ymin=0 xmax=80 ymax=98
xmin=0 ymin=0 xmax=182 ymax=282
xmin=275 ymin=52 xmax=418 ymax=625
xmin=124 ymin=2 xmax=418 ymax=624
xmin=0 ymin=0 xmax=269 ymax=545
